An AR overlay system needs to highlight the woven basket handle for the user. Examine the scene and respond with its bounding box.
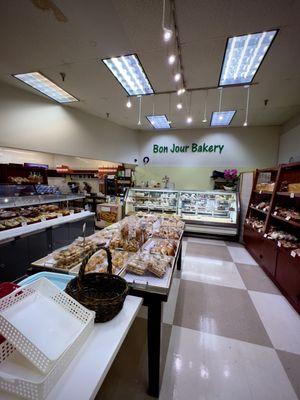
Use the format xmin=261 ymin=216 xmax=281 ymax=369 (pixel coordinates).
xmin=78 ymin=245 xmax=113 ymax=282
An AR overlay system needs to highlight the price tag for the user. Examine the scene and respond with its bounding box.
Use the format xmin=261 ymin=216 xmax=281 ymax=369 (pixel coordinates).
xmin=70 ymin=210 xmax=74 ymax=214
xmin=290 ymin=192 xmax=295 ymax=199
xmin=263 ymin=234 xmax=267 ymax=238
xmin=291 ymin=251 xmax=296 ymax=258
xmin=21 ymin=222 xmax=27 ymax=227
xmin=80 ymin=209 xmax=85 ymax=213
xmin=277 ymin=241 xmax=281 ymax=247
xmin=285 ymin=216 xmax=291 ymax=221
xmin=57 ymin=213 xmax=63 ymax=218
xmin=41 ymin=217 xmax=46 ymax=222
xmin=259 ymin=190 xmax=262 ymax=194
xmin=273 ymin=211 xmax=277 ymax=216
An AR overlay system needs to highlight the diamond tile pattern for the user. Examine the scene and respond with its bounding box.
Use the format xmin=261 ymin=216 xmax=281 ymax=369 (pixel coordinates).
xmin=96 ymin=237 xmax=300 ymax=400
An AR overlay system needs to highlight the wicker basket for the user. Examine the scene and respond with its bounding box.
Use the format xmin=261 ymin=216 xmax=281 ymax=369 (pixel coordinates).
xmin=65 ymin=246 xmax=128 ymax=322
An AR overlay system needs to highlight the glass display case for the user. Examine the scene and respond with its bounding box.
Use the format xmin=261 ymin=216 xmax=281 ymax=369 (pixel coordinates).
xmin=178 ymin=190 xmax=239 ymax=236
xmin=125 ymin=188 xmax=178 ymax=215
xmin=125 ymin=188 xmax=240 ymax=237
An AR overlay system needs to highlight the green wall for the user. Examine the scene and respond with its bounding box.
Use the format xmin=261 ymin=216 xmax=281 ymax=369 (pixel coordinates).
xmin=135 ymin=166 xmax=255 ymax=190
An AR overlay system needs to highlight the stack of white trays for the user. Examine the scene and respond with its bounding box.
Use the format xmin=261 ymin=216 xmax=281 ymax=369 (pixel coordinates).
xmin=0 ymin=278 xmax=95 ymax=399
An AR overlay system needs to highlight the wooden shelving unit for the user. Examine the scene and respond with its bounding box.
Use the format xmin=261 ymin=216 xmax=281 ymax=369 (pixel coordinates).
xmin=244 ymin=163 xmax=300 ymax=314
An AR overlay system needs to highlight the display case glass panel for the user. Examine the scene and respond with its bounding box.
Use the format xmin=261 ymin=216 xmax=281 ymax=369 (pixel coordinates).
xmin=125 ymin=188 xmax=178 ymax=215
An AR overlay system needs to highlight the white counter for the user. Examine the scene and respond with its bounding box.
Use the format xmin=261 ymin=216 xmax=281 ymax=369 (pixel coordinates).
xmin=0 ymin=295 xmax=142 ymax=400
xmin=0 ymin=211 xmax=94 ymax=244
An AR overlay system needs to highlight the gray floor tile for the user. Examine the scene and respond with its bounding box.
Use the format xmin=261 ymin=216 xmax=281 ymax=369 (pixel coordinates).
xmin=277 ymin=349 xmax=300 ymax=399
xmin=96 ymin=317 xmax=172 ymax=400
xmin=174 ymin=280 xmax=272 ymax=347
xmin=186 ymin=242 xmax=233 ymax=261
xmin=236 ymin=263 xmax=281 ymax=295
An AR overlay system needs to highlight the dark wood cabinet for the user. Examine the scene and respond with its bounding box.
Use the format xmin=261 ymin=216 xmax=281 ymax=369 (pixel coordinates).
xmin=243 ymin=163 xmax=300 ymax=314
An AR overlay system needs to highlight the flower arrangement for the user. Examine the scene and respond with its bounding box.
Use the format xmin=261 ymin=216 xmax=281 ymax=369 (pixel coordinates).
xmin=224 ymin=169 xmax=238 ymax=182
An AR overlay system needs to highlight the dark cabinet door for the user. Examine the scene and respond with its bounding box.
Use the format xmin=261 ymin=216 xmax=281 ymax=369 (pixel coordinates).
xmin=0 ymin=237 xmax=29 ymax=282
xmin=276 ymin=249 xmax=300 ymax=310
xmin=52 ymin=224 xmax=70 ymax=250
xmin=27 ymin=230 xmax=52 ymax=263
xmin=69 ymin=220 xmax=85 ymax=241
xmin=85 ymin=216 xmax=95 ymax=236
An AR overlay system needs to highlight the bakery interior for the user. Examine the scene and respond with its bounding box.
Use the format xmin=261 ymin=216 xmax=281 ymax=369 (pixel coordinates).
xmin=0 ymin=1 xmax=299 ymax=399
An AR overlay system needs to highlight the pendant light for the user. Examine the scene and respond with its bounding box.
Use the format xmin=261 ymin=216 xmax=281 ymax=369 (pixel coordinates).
xmin=186 ymin=91 xmax=193 ymax=124
xmin=243 ymin=86 xmax=250 ymax=126
xmin=202 ymin=90 xmax=208 ymax=122
xmin=168 ymin=54 xmax=176 ymax=65
xmin=137 ymin=95 xmax=142 ymax=126
xmin=126 ymin=97 xmax=132 ymax=108
xmin=162 ymin=0 xmax=173 ymax=42
xmin=218 ymin=87 xmax=223 ymax=119
xmin=168 ymin=93 xmax=172 ymax=124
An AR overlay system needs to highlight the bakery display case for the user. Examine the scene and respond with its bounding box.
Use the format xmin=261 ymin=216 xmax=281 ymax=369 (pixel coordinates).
xmin=125 ymin=188 xmax=178 ymax=215
xmin=177 ymin=190 xmax=239 ymax=236
xmin=244 ymin=163 xmax=300 ymax=314
xmin=125 ymin=188 xmax=239 ymax=237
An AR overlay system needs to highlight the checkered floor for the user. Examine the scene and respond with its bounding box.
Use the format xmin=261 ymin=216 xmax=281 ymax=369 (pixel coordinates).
xmin=96 ymin=237 xmax=300 ymax=400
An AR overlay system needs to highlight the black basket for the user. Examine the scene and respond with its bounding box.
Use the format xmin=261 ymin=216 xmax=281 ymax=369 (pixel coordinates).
xmin=65 ymin=246 xmax=128 ymax=322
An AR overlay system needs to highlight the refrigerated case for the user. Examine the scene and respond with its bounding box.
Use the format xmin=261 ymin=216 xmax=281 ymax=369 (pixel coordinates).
xmin=125 ymin=188 xmax=240 ymax=237
xmin=178 ymin=190 xmax=239 ymax=236
xmin=125 ymin=188 xmax=178 ymax=215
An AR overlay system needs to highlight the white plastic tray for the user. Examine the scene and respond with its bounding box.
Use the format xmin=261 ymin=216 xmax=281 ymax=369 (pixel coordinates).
xmin=0 ymin=316 xmax=93 ymax=400
xmin=0 ymin=278 xmax=95 ymax=374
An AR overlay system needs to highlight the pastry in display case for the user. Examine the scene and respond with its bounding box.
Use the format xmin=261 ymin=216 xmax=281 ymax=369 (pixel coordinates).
xmin=125 ymin=188 xmax=178 ymax=214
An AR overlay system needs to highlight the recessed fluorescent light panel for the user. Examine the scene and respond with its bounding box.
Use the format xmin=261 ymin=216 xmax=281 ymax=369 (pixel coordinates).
xmin=210 ymin=111 xmax=236 ymax=126
xmin=219 ymin=30 xmax=278 ymax=86
xmin=13 ymin=72 xmax=78 ymax=103
xmin=102 ymin=54 xmax=154 ymax=96
xmin=146 ymin=115 xmax=171 ymax=129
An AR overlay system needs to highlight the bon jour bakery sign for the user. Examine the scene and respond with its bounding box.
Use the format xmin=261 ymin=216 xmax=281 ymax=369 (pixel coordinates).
xmin=153 ymin=142 xmax=225 ymax=154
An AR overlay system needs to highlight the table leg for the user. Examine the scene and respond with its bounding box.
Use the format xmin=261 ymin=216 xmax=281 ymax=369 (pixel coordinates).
xmin=177 ymin=241 xmax=182 ymax=271
xmin=147 ymin=300 xmax=162 ymax=397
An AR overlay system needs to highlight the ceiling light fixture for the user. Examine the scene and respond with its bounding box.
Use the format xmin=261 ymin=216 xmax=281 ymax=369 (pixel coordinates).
xmin=219 ymin=29 xmax=278 ymax=86
xmin=174 ymin=73 xmax=181 ymax=82
xmin=186 ymin=91 xmax=193 ymax=125
xmin=126 ymin=98 xmax=132 ymax=108
xmin=211 ymin=111 xmax=236 ymax=126
xmin=102 ymin=54 xmax=154 ymax=96
xmin=168 ymin=54 xmax=176 ymax=65
xmin=176 ymin=102 xmax=183 ymax=110
xmin=146 ymin=115 xmax=171 ymax=129
xmin=177 ymin=88 xmax=185 ymax=96
xmin=202 ymin=90 xmax=208 ymax=122
xmin=186 ymin=116 xmax=193 ymax=124
xmin=243 ymin=85 xmax=250 ymax=126
xmin=13 ymin=72 xmax=78 ymax=103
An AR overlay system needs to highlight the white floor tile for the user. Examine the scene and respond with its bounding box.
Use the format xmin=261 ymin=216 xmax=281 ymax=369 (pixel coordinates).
xmin=182 ymin=241 xmax=187 ymax=257
xmin=249 ymin=291 xmax=300 ymax=355
xmin=187 ymin=237 xmax=226 ymax=246
xmin=182 ymin=256 xmax=246 ymax=289
xmin=163 ymin=277 xmax=180 ymax=324
xmin=227 ymin=246 xmax=258 ymax=265
xmin=160 ymin=326 xmax=297 ymax=400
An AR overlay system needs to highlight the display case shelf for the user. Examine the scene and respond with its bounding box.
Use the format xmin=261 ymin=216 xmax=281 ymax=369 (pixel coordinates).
xmin=0 ymin=194 xmax=85 ymax=209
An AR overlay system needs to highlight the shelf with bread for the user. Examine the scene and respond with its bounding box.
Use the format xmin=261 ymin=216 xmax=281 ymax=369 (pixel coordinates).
xmin=244 ymin=162 xmax=300 ymax=313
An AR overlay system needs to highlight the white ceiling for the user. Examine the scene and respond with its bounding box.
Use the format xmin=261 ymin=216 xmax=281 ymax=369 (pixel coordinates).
xmin=0 ymin=0 xmax=299 ymax=130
